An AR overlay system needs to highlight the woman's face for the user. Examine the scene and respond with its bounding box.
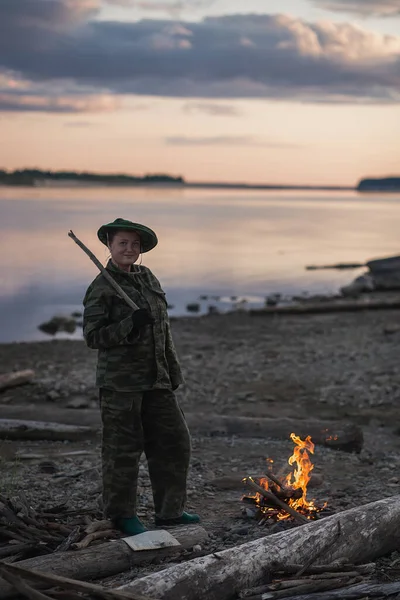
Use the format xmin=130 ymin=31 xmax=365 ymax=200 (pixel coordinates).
xmin=109 ymin=230 xmax=141 ymax=270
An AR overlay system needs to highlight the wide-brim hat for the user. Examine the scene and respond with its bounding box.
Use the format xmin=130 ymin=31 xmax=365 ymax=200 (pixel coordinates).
xmin=97 ymin=218 xmax=158 ymax=253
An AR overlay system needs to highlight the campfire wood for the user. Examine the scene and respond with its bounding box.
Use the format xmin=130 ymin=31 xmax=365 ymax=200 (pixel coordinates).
xmin=118 ymin=495 xmax=400 ymax=600
xmin=263 ymin=473 xmax=303 ymax=501
xmin=244 ymin=478 xmax=309 ymax=524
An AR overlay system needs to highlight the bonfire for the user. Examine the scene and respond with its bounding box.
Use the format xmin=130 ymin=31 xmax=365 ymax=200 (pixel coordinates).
xmin=242 ymin=433 xmax=326 ymax=524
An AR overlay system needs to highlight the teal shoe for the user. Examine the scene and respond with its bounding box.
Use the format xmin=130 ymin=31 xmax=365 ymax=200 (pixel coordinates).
xmin=114 ymin=516 xmax=148 ymax=536
xmin=155 ymin=512 xmax=201 ymax=527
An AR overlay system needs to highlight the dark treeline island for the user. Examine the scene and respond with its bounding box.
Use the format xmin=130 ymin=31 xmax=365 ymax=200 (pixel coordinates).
xmin=0 ymin=168 xmax=399 ymax=192
xmin=357 ymin=177 xmax=400 ymax=192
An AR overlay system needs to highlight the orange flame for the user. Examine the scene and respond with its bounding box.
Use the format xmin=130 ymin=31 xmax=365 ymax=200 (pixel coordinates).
xmin=243 ymin=433 xmax=323 ymax=521
xmin=284 ymin=433 xmax=316 ymax=513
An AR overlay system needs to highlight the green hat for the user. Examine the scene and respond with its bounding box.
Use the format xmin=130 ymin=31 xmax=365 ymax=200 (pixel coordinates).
xmin=97 ymin=218 xmax=158 ymax=253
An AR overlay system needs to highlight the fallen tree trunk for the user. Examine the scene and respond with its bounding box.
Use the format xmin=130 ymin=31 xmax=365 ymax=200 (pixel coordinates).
xmin=0 ymin=407 xmax=363 ymax=452
xmin=0 ymin=419 xmax=96 ymax=441
xmin=184 ymin=416 xmax=363 ymax=453
xmin=119 ymin=496 xmax=400 ymax=600
xmin=0 ymin=404 xmax=100 ymax=426
xmin=0 ymin=524 xmax=207 ymax=599
xmin=249 ymin=297 xmax=400 ymax=316
xmin=0 ymin=370 xmax=35 ymax=392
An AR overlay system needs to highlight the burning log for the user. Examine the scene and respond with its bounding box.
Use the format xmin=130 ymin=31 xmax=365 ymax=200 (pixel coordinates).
xmin=0 ymin=406 xmax=364 ymax=453
xmin=244 ymin=478 xmax=309 ymax=524
xmin=118 ymin=495 xmax=400 ymax=600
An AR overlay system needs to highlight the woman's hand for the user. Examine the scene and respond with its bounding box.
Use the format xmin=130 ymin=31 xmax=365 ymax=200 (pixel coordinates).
xmin=131 ymin=308 xmax=154 ymax=329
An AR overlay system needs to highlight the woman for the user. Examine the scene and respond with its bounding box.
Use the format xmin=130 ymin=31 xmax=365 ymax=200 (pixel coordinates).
xmin=83 ymin=218 xmax=200 ymax=535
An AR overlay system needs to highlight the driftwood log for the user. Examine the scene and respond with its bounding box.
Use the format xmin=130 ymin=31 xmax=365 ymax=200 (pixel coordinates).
xmin=0 ymin=525 xmax=207 ymax=599
xmin=249 ymin=297 xmax=400 ymax=316
xmin=119 ymin=495 xmax=400 ymax=600
xmin=0 ymin=419 xmax=96 ymax=442
xmin=0 ymin=370 xmax=35 ymax=392
xmin=0 ymin=406 xmax=363 ymax=452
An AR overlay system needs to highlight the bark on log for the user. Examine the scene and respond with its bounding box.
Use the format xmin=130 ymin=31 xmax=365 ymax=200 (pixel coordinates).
xmin=0 ymin=370 xmax=35 ymax=392
xmin=119 ymin=495 xmax=400 ymax=600
xmin=0 ymin=525 xmax=207 ymax=599
xmin=0 ymin=406 xmax=363 ymax=453
xmin=0 ymin=419 xmax=96 ymax=442
xmin=249 ymin=297 xmax=400 ymax=316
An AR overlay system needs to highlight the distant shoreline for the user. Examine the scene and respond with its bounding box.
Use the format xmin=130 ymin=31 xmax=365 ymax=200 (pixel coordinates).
xmin=1 ymin=169 xmax=399 ymax=192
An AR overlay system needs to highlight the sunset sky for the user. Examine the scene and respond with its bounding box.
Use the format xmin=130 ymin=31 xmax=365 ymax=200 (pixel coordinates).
xmin=1 ymin=0 xmax=399 ymax=185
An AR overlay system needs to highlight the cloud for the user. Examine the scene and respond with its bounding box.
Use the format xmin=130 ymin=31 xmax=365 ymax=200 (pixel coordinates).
xmin=63 ymin=120 xmax=94 ymax=126
xmin=0 ymin=3 xmax=400 ymax=107
xmin=313 ymin=0 xmax=400 ymax=17
xmin=183 ymin=102 xmax=242 ymax=116
xmin=0 ymin=91 xmax=118 ymax=113
xmin=104 ymin=0 xmax=213 ymax=13
xmin=165 ymin=135 xmax=297 ymax=147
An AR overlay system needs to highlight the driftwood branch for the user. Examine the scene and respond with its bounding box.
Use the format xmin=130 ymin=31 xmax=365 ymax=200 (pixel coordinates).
xmin=0 ymin=370 xmax=35 ymax=392
xmin=68 ymin=230 xmax=139 ymax=311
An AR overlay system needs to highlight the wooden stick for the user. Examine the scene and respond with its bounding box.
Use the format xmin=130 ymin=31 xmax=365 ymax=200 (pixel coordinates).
xmin=264 ymin=471 xmax=286 ymax=490
xmin=0 ymin=562 xmax=151 ymax=600
xmin=245 ymin=577 xmax=361 ymax=600
xmin=281 ymin=580 xmax=400 ymax=600
xmin=54 ymin=526 xmax=81 ymax=553
xmin=245 ymin=478 xmax=308 ymax=524
xmin=73 ymin=530 xmax=116 ymax=550
xmin=272 ymin=563 xmax=375 ymax=576
xmin=0 ymin=564 xmax=52 ymax=600
xmin=68 ymin=230 xmax=139 ymax=311
xmin=0 ymin=543 xmax=37 ymax=559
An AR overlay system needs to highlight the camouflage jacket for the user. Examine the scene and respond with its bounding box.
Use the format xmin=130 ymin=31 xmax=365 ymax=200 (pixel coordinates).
xmin=83 ymin=260 xmax=183 ymax=392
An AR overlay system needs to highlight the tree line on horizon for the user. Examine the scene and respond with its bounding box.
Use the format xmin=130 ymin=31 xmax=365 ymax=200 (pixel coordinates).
xmin=0 ymin=168 xmax=185 ymax=186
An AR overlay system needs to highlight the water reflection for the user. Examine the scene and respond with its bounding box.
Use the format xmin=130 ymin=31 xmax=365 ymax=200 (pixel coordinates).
xmin=1 ymin=186 xmax=400 ymax=342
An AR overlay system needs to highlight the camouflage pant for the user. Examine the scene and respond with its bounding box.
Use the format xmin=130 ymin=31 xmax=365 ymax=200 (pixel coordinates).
xmin=99 ymin=388 xmax=191 ymax=520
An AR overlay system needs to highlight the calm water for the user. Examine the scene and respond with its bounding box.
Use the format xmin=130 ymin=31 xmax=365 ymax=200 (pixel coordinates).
xmin=1 ymin=185 xmax=400 ymax=343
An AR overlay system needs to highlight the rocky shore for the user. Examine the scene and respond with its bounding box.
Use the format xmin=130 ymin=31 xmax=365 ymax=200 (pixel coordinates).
xmin=1 ymin=308 xmax=400 ymax=587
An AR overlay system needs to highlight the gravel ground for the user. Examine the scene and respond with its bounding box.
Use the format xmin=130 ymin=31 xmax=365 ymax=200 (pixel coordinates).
xmin=1 ymin=308 xmax=400 ymax=588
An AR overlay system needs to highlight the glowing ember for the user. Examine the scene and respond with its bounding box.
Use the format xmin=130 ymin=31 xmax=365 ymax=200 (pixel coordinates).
xmin=242 ymin=433 xmax=326 ymax=522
